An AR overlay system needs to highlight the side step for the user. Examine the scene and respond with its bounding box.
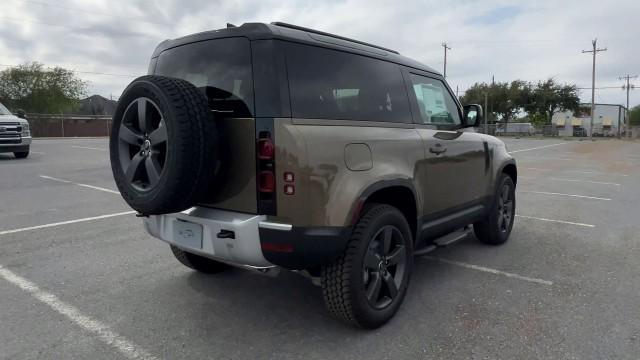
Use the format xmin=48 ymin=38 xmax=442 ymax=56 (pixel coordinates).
xmin=414 ymin=226 xmax=473 ymax=255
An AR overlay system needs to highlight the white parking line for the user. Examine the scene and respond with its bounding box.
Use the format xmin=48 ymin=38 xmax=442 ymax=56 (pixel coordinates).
xmin=71 ymin=145 xmax=107 ymax=151
xmin=0 ymin=211 xmax=136 ymax=235
xmin=520 ymin=167 xmax=552 ymax=171
xmin=422 ymin=256 xmax=553 ymax=286
xmin=518 ymin=176 xmax=620 ymax=186
xmin=515 ymin=215 xmax=595 ymax=228
xmin=520 ymin=190 xmax=611 ymax=201
xmin=0 ymin=265 xmax=158 ymax=360
xmin=509 ymin=142 xmax=569 ymax=153
xmin=564 ymin=169 xmax=629 ymax=177
xmin=521 ymin=168 xmax=629 ymax=177
xmin=39 ymin=175 xmax=120 ymax=195
xmin=517 ymin=156 xmax=574 ymax=161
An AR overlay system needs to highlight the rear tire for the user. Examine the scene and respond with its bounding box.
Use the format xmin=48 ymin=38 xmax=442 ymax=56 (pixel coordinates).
xmin=109 ymin=75 xmax=218 ymax=215
xmin=321 ymin=204 xmax=413 ymax=329
xmin=14 ymin=151 xmax=29 ymax=158
xmin=474 ymin=173 xmax=516 ymax=245
xmin=170 ymin=245 xmax=230 ymax=274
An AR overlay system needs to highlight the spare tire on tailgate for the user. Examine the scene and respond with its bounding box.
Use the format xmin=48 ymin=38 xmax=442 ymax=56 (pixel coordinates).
xmin=109 ymin=75 xmax=218 ymax=215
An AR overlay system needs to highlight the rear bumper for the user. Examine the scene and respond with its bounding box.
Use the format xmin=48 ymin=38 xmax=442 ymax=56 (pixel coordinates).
xmin=259 ymin=226 xmax=351 ymax=270
xmin=143 ymin=207 xmax=351 ymax=271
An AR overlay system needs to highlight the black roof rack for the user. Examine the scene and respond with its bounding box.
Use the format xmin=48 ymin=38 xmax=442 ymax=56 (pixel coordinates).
xmin=271 ymin=22 xmax=399 ymax=54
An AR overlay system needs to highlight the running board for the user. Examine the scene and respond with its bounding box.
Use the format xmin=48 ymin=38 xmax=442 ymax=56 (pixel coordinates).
xmin=414 ymin=226 xmax=473 ymax=255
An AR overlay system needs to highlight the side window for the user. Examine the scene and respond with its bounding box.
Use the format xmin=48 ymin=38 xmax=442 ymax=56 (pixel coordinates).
xmin=409 ymin=74 xmax=461 ymax=126
xmin=286 ymin=43 xmax=411 ymax=123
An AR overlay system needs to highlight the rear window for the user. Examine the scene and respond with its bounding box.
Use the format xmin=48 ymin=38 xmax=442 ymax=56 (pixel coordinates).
xmin=155 ymin=37 xmax=254 ymax=117
xmin=286 ymin=43 xmax=411 ymax=123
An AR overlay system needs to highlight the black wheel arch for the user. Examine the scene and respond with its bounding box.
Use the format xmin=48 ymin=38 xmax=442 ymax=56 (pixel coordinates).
xmin=498 ymin=160 xmax=518 ymax=186
xmin=348 ymin=179 xmax=419 ymax=242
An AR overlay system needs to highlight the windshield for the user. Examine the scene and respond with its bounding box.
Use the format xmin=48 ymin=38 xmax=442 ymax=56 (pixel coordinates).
xmin=0 ymin=103 xmax=12 ymax=115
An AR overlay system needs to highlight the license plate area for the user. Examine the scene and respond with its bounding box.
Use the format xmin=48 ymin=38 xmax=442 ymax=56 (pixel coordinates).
xmin=172 ymin=219 xmax=203 ymax=250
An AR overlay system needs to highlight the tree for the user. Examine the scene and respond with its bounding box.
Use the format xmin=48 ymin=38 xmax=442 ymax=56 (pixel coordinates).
xmin=630 ymin=105 xmax=640 ymax=126
xmin=523 ymin=78 xmax=580 ymax=124
xmin=0 ymin=62 xmax=87 ymax=113
xmin=460 ymin=80 xmax=528 ymax=123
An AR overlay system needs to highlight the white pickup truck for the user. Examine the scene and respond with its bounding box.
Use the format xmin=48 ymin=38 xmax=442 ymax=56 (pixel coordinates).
xmin=0 ymin=103 xmax=31 ymax=158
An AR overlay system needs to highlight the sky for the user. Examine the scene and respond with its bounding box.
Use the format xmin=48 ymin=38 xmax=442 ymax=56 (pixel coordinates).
xmin=1 ymin=0 xmax=638 ymax=107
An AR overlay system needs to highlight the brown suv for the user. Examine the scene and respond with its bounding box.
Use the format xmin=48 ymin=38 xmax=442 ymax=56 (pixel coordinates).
xmin=109 ymin=22 xmax=517 ymax=329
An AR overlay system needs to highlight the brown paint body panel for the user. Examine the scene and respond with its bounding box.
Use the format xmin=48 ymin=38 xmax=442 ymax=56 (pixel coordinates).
xmin=273 ymin=118 xmax=512 ymax=229
xmin=274 ymin=118 xmax=424 ymax=227
xmin=200 ymin=117 xmax=512 ymax=233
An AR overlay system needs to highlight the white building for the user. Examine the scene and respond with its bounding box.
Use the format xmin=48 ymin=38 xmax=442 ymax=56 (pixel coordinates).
xmin=552 ymin=104 xmax=627 ymax=137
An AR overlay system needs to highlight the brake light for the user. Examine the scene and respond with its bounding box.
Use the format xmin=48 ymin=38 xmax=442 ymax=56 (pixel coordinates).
xmin=258 ymin=171 xmax=275 ymax=193
xmin=258 ymin=138 xmax=274 ymax=160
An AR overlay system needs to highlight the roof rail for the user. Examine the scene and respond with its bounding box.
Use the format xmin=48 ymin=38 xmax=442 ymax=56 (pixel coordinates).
xmin=271 ymin=22 xmax=399 ymax=54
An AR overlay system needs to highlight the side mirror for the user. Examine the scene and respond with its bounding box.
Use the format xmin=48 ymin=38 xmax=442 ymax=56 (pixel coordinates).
xmin=16 ymin=109 xmax=27 ymax=119
xmin=463 ymin=104 xmax=483 ymax=128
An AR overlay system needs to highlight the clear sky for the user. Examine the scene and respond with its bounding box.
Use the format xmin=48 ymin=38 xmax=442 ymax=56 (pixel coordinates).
xmin=1 ymin=0 xmax=638 ymax=107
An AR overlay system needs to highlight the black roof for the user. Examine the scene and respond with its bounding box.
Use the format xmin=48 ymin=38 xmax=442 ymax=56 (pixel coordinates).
xmin=151 ymin=22 xmax=439 ymax=75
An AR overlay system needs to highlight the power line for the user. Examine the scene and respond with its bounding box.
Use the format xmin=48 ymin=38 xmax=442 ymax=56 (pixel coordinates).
xmin=8 ymin=0 xmax=169 ymax=26
xmin=0 ymin=16 xmax=154 ymax=39
xmin=0 ymin=64 xmax=138 ymax=78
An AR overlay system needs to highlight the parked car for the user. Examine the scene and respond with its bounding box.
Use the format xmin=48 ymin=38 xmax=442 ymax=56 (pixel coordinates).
xmin=109 ymin=22 xmax=517 ymax=328
xmin=0 ymin=102 xmax=31 ymax=158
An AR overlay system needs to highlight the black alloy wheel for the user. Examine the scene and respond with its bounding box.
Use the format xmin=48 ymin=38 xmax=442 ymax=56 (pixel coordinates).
xmin=473 ymin=173 xmax=516 ymax=245
xmin=118 ymin=97 xmax=168 ymax=192
xmin=363 ymin=225 xmax=408 ymax=310
xmin=497 ymin=182 xmax=514 ymax=233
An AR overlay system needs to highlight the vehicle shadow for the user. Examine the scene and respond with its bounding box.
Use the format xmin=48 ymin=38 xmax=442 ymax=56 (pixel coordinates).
xmin=133 ymin=238 xmax=507 ymax=358
xmin=174 ymin=254 xmax=449 ymax=335
xmin=0 ymin=154 xmax=17 ymax=161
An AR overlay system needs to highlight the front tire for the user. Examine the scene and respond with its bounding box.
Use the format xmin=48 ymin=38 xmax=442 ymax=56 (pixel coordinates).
xmin=170 ymin=245 xmax=230 ymax=274
xmin=474 ymin=173 xmax=516 ymax=245
xmin=14 ymin=151 xmax=29 ymax=158
xmin=321 ymin=204 xmax=413 ymax=329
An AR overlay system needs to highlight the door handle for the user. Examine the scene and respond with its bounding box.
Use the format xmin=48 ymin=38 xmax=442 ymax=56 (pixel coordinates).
xmin=429 ymin=144 xmax=447 ymax=155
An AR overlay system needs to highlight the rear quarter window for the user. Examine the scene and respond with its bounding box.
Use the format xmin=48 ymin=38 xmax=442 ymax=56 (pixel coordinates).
xmin=286 ymin=43 xmax=411 ymax=123
xmin=155 ymin=37 xmax=254 ymax=117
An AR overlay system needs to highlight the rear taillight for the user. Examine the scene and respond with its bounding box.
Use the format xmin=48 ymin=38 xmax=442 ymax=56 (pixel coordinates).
xmin=257 ymin=128 xmax=276 ymax=214
xmin=258 ymin=138 xmax=274 ymax=160
xmin=258 ymin=171 xmax=275 ymax=193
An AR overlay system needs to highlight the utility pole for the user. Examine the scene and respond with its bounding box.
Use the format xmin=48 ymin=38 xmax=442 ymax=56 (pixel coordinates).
xmin=582 ymin=39 xmax=607 ymax=140
xmin=484 ymin=92 xmax=489 ymax=134
xmin=619 ymin=74 xmax=637 ymax=139
xmin=442 ymin=42 xmax=451 ymax=78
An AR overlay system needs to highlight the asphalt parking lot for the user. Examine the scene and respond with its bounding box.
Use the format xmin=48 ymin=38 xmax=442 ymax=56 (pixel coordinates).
xmin=1 ymin=137 xmax=640 ymax=359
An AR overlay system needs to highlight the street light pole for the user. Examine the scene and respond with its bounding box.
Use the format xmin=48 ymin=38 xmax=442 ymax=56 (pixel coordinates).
xmin=442 ymin=42 xmax=451 ymax=78
xmin=582 ymin=39 xmax=607 ymax=140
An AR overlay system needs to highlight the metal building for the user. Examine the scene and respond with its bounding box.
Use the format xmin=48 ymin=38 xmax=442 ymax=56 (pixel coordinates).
xmin=552 ymin=103 xmax=627 ymax=137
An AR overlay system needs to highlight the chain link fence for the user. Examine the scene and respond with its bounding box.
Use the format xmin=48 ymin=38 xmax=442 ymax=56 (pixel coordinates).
xmin=476 ymin=123 xmax=635 ymax=138
xmin=25 ymin=114 xmax=112 ymax=137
